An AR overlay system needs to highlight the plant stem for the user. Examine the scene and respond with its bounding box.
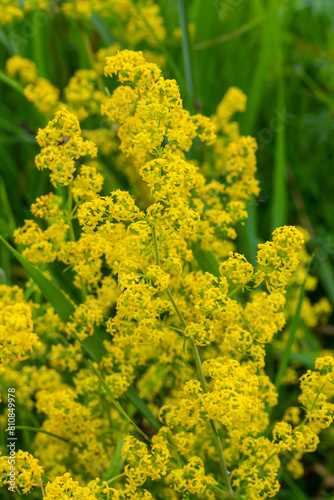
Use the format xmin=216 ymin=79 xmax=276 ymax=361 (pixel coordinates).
xmin=14 ymin=426 xmax=69 ymax=443
xmin=67 ymin=185 xmax=87 ymax=301
xmin=0 ymin=69 xmax=24 ymax=94
xmin=88 ymin=360 xmax=150 ymax=443
xmin=67 ymin=185 xmax=76 ymax=242
xmin=104 ymin=472 xmax=126 ymax=485
xmin=151 ymin=227 xmax=234 ymax=497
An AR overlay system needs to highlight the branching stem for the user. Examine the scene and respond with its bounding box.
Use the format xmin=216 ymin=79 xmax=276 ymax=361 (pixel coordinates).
xmin=151 ymin=226 xmax=234 ymax=497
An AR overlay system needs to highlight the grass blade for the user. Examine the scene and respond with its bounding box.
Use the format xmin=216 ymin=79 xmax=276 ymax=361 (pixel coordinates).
xmin=0 ymin=235 xmax=107 ymax=361
xmin=0 ymin=235 xmax=75 ymax=321
xmin=178 ymin=0 xmax=195 ymax=106
xmin=89 ymin=361 xmax=150 ymax=441
xmin=90 ymin=13 xmax=117 ymax=46
xmin=102 ymin=434 xmax=124 ymax=481
xmin=275 ymin=257 xmax=313 ymax=390
xmin=124 ymin=385 xmax=161 ymax=431
xmin=0 ymin=69 xmax=24 ymax=94
xmin=316 ymin=259 xmax=334 ymax=307
xmin=270 ymin=32 xmax=287 ymax=231
xmin=192 ymin=245 xmax=220 ymax=277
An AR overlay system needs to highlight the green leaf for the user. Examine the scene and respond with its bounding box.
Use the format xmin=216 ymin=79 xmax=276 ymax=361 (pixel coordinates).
xmin=282 ymin=472 xmax=309 ymax=500
xmin=0 ymin=235 xmax=75 ymax=321
xmin=192 ymin=245 xmax=220 ymax=277
xmin=275 ymin=257 xmax=313 ymax=390
xmin=90 ymin=13 xmax=117 ymax=45
xmin=0 ymin=69 xmax=24 ymax=94
xmin=0 ymin=236 xmax=106 ymax=362
xmin=274 ymin=349 xmax=315 ymax=368
xmin=102 ymin=434 xmax=124 ymax=481
xmin=89 ymin=361 xmax=150 ymax=441
xmin=317 ymin=259 xmax=334 ymax=307
xmin=124 ymin=386 xmax=161 ymax=431
xmin=14 ymin=426 xmax=68 ymax=443
xmin=0 ymin=219 xmax=14 ymax=235
xmin=177 ymin=0 xmax=195 ymax=109
xmin=270 ymin=30 xmax=287 ymax=231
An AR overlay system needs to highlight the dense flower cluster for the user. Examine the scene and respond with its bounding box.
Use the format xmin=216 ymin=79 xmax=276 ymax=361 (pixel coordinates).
xmin=0 ymin=47 xmax=333 ymax=500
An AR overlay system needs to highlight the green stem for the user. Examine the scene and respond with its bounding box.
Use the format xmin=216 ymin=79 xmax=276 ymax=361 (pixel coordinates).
xmin=296 ymin=67 xmax=334 ymax=109
xmin=0 ymin=69 xmax=24 ymax=94
xmin=13 ymin=426 xmax=69 ymax=443
xmin=88 ymin=361 xmax=150 ymax=443
xmin=159 ymin=323 xmax=185 ymax=335
xmin=67 ymin=185 xmax=87 ymax=301
xmin=67 ymin=185 xmax=75 ymax=242
xmin=270 ymin=17 xmax=287 ymax=231
xmin=104 ymin=472 xmax=126 ymax=485
xmin=152 ymin=227 xmax=233 ymax=497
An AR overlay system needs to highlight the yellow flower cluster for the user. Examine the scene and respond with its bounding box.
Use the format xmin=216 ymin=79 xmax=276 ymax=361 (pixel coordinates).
xmin=61 ymin=0 xmax=166 ymax=48
xmin=0 ymin=287 xmax=40 ymax=373
xmin=0 ymin=450 xmax=43 ymax=494
xmin=35 ymin=109 xmax=97 ymax=186
xmin=122 ymin=434 xmax=170 ymax=487
xmin=43 ymin=473 xmax=100 ymax=500
xmin=0 ymin=0 xmax=23 ymax=25
xmin=167 ymin=456 xmax=217 ymax=498
xmin=64 ymin=69 xmax=107 ymax=121
xmin=299 ymin=356 xmax=334 ymax=429
xmin=5 ymin=55 xmax=38 ymax=84
xmin=257 ymin=226 xmax=305 ymax=292
xmin=6 ymin=55 xmax=59 ymax=115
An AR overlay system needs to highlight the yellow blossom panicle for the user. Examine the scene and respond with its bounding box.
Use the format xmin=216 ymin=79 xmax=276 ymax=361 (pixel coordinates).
xmin=122 ymin=434 xmax=170 ymax=487
xmin=0 ymin=450 xmax=44 ymax=494
xmin=299 ymin=356 xmax=334 ymax=429
xmin=43 ymin=473 xmax=100 ymax=500
xmin=5 ymin=55 xmax=38 ymax=84
xmin=0 ymin=295 xmax=40 ymax=373
xmin=5 ymin=54 xmax=59 ymax=116
xmin=0 ymin=0 xmax=23 ymax=25
xmin=64 ymin=69 xmax=107 ymax=121
xmin=256 ymin=226 xmax=305 ymax=293
xmin=35 ymin=109 xmax=98 ymax=186
xmin=166 ymin=456 xmax=217 ymax=497
xmin=24 ymin=77 xmax=60 ymax=115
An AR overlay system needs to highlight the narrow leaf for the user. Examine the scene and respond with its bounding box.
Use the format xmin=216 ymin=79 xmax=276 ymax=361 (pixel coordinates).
xmin=0 ymin=235 xmax=75 ymax=322
xmin=124 ymin=385 xmax=161 ymax=431
xmin=88 ymin=361 xmax=150 ymax=441
xmin=102 ymin=434 xmax=124 ymax=481
xmin=0 ymin=236 xmax=106 ymax=361
xmin=91 ymin=13 xmax=117 ymax=45
xmin=192 ymin=245 xmax=220 ymax=277
xmin=275 ymin=258 xmax=313 ymax=390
